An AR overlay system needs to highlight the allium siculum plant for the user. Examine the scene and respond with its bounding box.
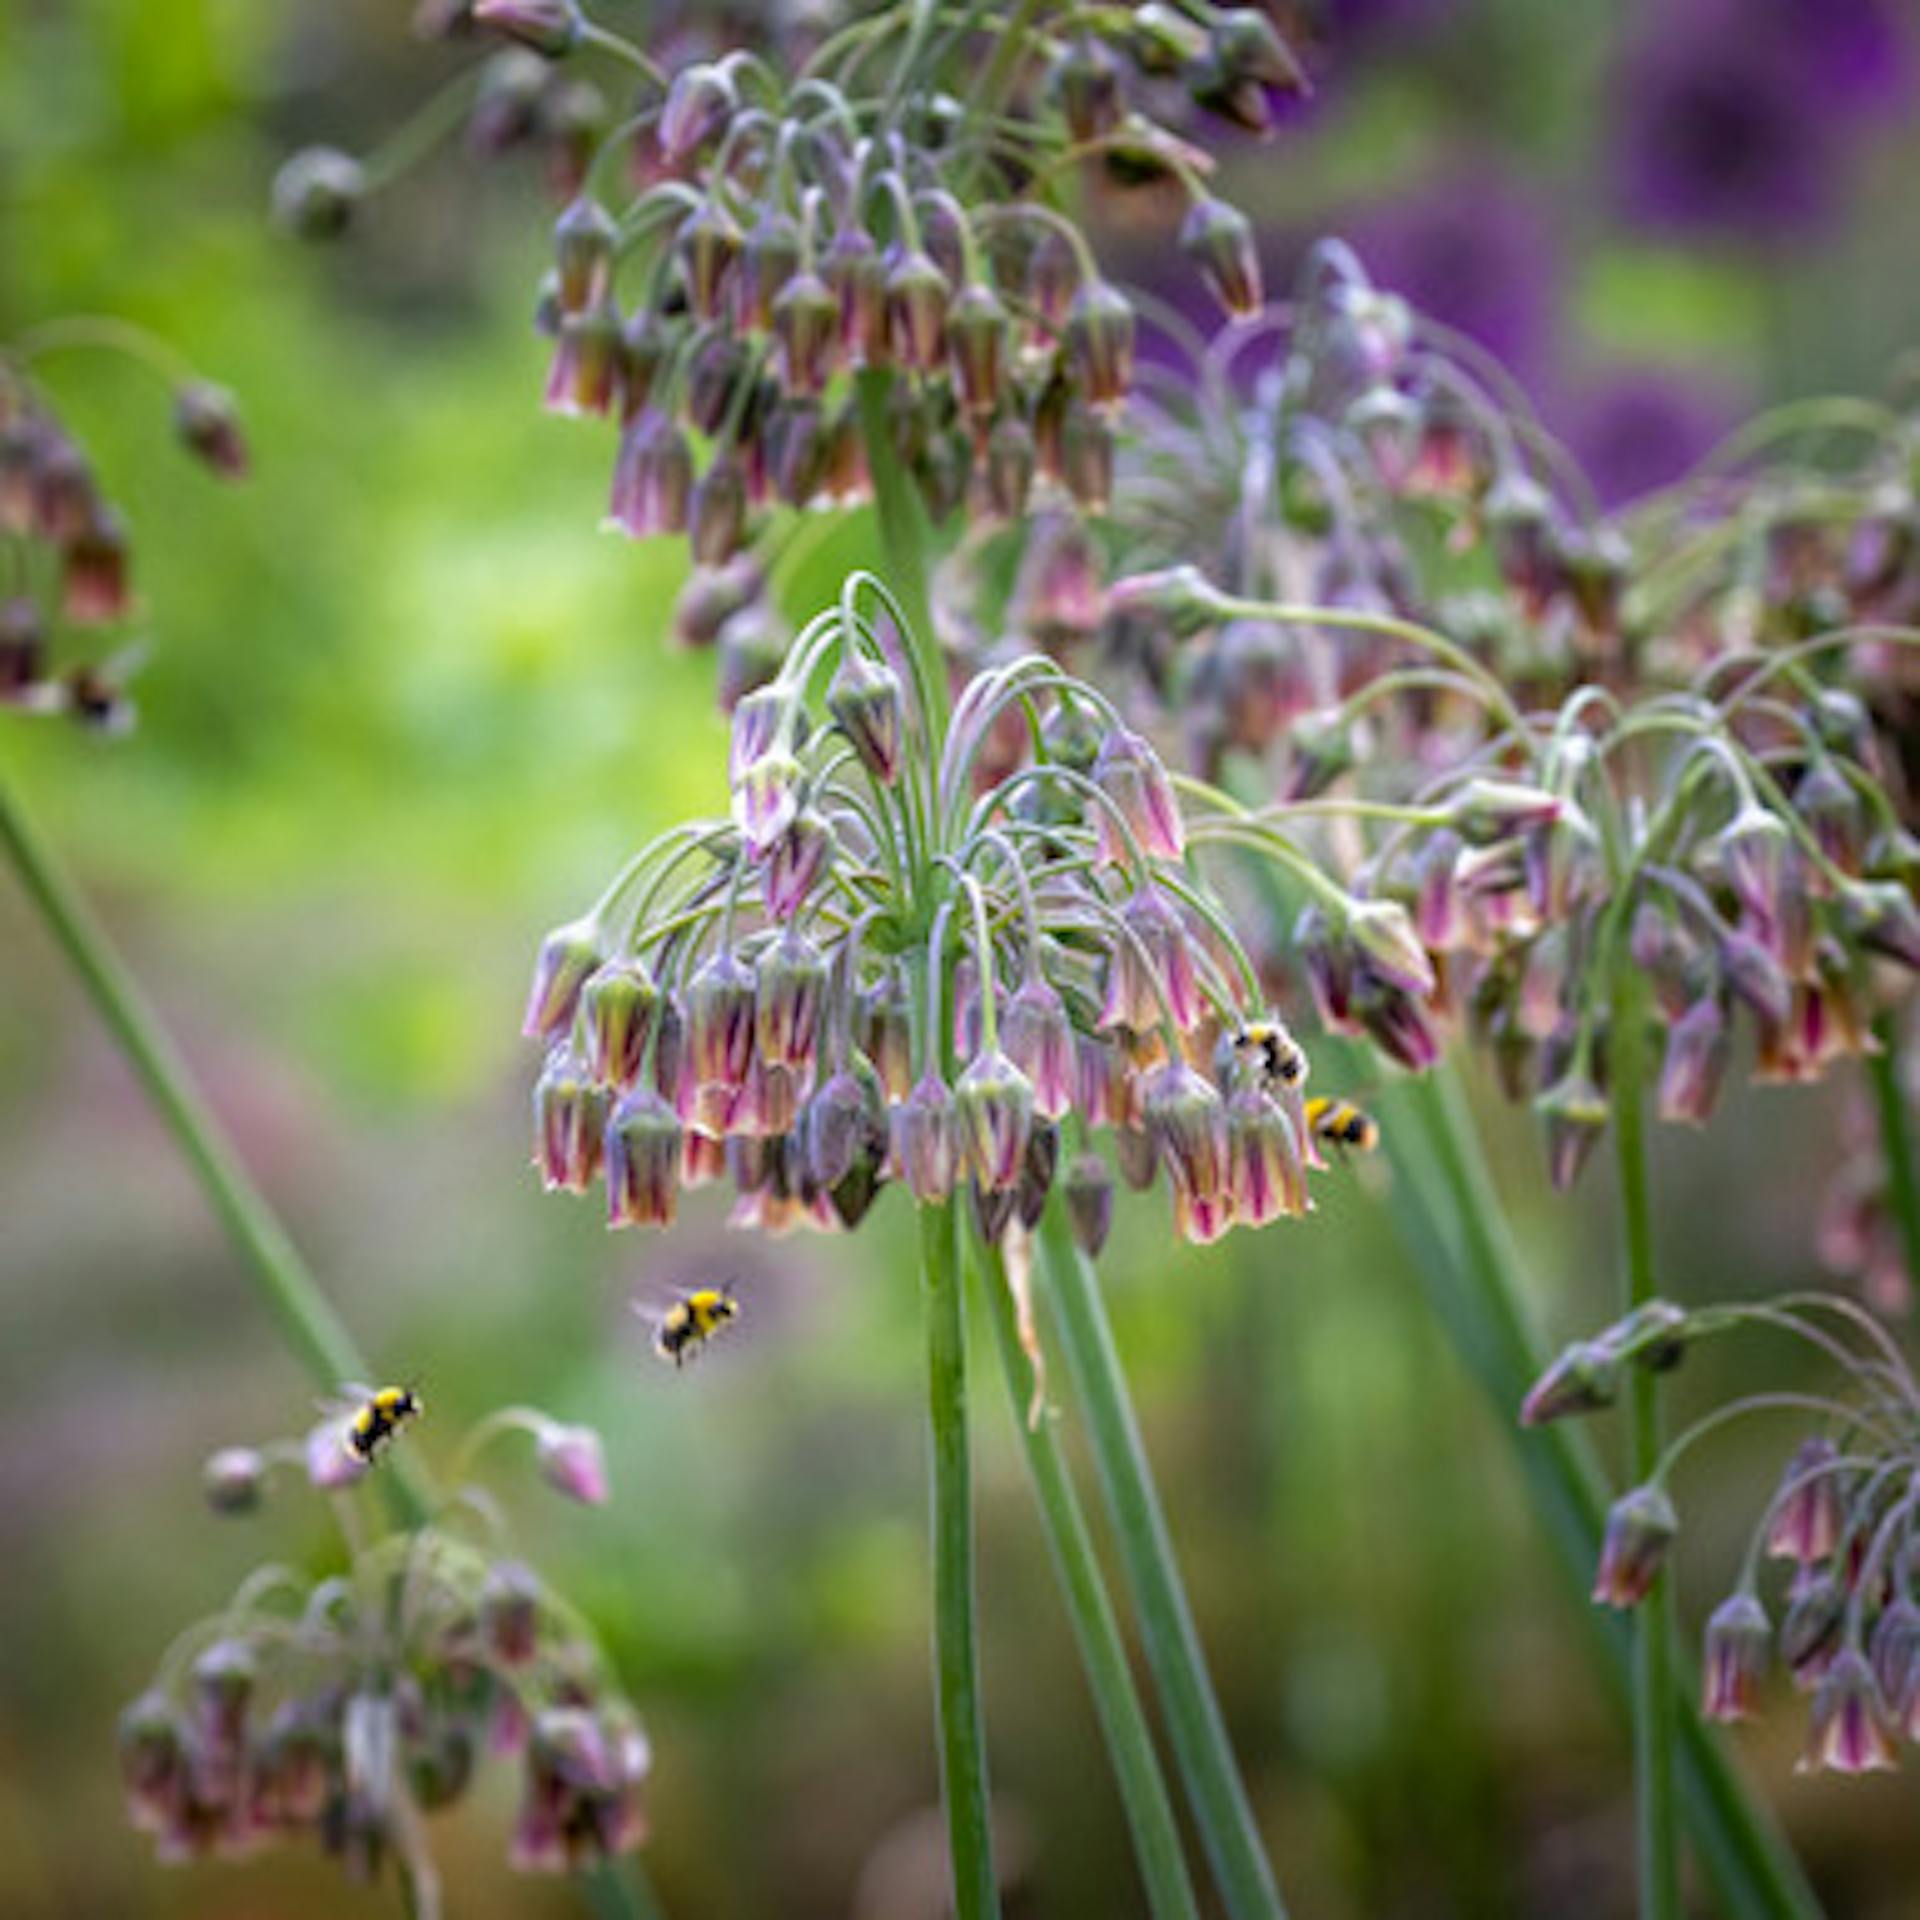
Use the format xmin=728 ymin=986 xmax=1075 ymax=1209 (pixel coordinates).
xmin=522 ymin=571 xmax=1372 ymax=1915
xmin=120 ymin=1402 xmax=644 ymax=1915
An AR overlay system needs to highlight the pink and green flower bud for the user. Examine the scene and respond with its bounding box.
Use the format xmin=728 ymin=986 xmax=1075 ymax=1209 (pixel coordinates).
xmin=1091 ymin=724 xmax=1184 ymax=863
xmin=682 ymin=449 xmax=747 ymax=566
xmin=553 ymin=197 xmax=616 ymax=314
xmin=956 ymin=1047 xmax=1036 ymax=1193
xmin=616 ymin=309 xmax=672 ymax=424
xmin=983 ymin=413 xmax=1036 ymax=520
xmin=473 ymin=0 xmax=582 ymax=56
xmin=1657 ymin=995 xmax=1730 ymax=1127
xmin=524 ymin=915 xmax=603 ymax=1039
xmin=1839 ymin=880 xmax=1920 ymax=970
xmin=1282 ymin=708 xmax=1356 ymax=801
xmin=202 ymin=1445 xmax=267 ymax=1515
xmin=1702 ymin=1592 xmax=1772 ymax=1722
xmin=1720 ymin=803 xmax=1792 ymax=939
xmin=1050 ymin=33 xmax=1125 ymax=140
xmin=534 ymin=1046 xmax=609 ymax=1191
xmin=804 ymin=1064 xmax=880 ymax=1192
xmin=886 ymin=249 xmax=952 ymax=371
xmin=1535 ymin=1064 xmax=1609 ymax=1192
xmin=732 ymin=746 xmax=805 ymax=855
xmin=1179 ymin=197 xmax=1263 ymax=318
xmin=1593 ymin=1483 xmax=1678 ymax=1608
xmin=773 ymin=270 xmax=841 ymax=395
xmin=1060 ymin=398 xmax=1115 ymax=512
xmin=1796 ymin=759 xmax=1865 ymax=872
xmin=1447 ymin=779 xmax=1563 ymax=844
xmin=1766 ymin=1437 xmax=1845 ymax=1564
xmin=119 ymin=1691 xmax=187 ymax=1833
xmin=1346 ymin=897 xmax=1437 ymax=999
xmin=1064 ymin=1151 xmax=1115 ymax=1256
xmin=971 ymin=1178 xmax=1018 ymax=1245
xmin=1002 ymin=975 xmax=1077 ymax=1120
xmin=271 ymin=146 xmax=365 ymax=240
xmin=1781 ymin=1573 xmax=1845 ymax=1684
xmin=1801 ymin=1649 xmax=1896 ymax=1774
xmin=674 ymin=556 xmax=762 ymax=651
xmin=947 ymin=283 xmax=1011 ymax=418
xmin=605 ymin=1087 xmax=682 ymax=1227
xmin=173 ymin=383 xmax=248 ymax=479
xmin=544 ymin=299 xmax=621 ymax=417
xmin=826 ymin=647 xmax=904 ymax=786
xmin=1065 ymin=280 xmax=1136 ymax=410
xmin=1227 ymin=1086 xmax=1309 ymax=1226
xmin=1012 ymin=510 xmax=1105 ymax=647
xmin=61 ymin=510 xmax=131 ymax=625
xmin=676 ymin=201 xmax=742 ymax=321
xmin=765 ymin=809 xmax=834 ymax=919
xmin=755 ymin=929 xmax=827 ymax=1073
xmin=1520 ymin=1339 xmax=1622 ymax=1426
xmin=1145 ymin=1062 xmax=1232 ymax=1243
xmin=582 ymin=959 xmax=658 ymax=1089
xmin=1868 ymin=1593 xmax=1920 ymax=1712
xmin=737 ymin=211 xmax=803 ymax=333
xmin=659 ymin=60 xmax=736 ymax=159
xmin=686 ymin=952 xmax=757 ymax=1090
xmin=482 ymin=1561 xmax=544 ymax=1667
xmin=1720 ymin=928 xmax=1793 ymax=1026
xmin=607 ymin=412 xmax=692 ymax=537
xmin=895 ymin=1070 xmax=959 ymax=1201
xmin=536 ymin=1421 xmax=609 ymax=1506
xmin=857 ymin=972 xmax=915 ymax=1100
xmin=824 ymin=225 xmax=888 ymax=364
xmin=192 ymin=1639 xmax=258 ymax=1752
xmin=1015 ymin=1120 xmax=1061 ymax=1232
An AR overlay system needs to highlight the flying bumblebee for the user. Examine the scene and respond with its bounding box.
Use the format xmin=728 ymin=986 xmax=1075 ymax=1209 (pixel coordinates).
xmin=642 ymin=1285 xmax=739 ymax=1368
xmin=1305 ymin=1097 xmax=1380 ymax=1155
xmin=335 ymin=1382 xmax=425 ymax=1463
xmin=1230 ymin=1019 xmax=1307 ymax=1092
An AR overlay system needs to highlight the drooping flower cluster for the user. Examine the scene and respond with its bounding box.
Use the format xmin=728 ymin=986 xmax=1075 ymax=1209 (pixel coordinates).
xmin=120 ymin=1404 xmax=643 ymax=1890
xmin=0 ymin=322 xmax=245 ymax=730
xmin=1525 ymin=1292 xmax=1920 ymax=1776
xmin=277 ymin=0 xmax=1304 ymax=704
xmin=520 ymin=573 xmax=1373 ymax=1251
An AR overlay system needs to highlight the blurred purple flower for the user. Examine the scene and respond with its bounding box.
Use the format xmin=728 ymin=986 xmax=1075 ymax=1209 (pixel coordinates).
xmin=1553 ymin=363 xmax=1743 ymax=509
xmin=1756 ymin=0 xmax=1914 ymax=115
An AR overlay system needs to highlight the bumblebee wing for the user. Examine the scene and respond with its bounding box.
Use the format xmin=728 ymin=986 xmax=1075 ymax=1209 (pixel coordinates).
xmin=315 ymin=1383 xmax=374 ymax=1417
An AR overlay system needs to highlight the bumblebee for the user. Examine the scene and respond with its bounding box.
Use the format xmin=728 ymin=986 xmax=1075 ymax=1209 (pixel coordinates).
xmin=1306 ymin=1097 xmax=1380 ymax=1155
xmin=341 ymin=1384 xmax=424 ymax=1463
xmin=1231 ymin=1020 xmax=1307 ymax=1091
xmin=648 ymin=1286 xmax=738 ymax=1368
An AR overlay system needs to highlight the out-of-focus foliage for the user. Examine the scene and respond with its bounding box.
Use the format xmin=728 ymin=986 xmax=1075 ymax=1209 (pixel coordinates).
xmin=5 ymin=2 xmax=1920 ymax=1917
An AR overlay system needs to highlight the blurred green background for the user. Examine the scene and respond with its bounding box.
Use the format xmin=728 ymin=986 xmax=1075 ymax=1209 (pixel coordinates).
xmin=4 ymin=2 xmax=1920 ymax=1915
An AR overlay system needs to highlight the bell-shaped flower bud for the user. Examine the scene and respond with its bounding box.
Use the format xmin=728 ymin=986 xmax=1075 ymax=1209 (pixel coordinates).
xmin=1796 ymin=758 xmax=1865 ymax=873
xmin=545 ymin=299 xmax=622 ymax=417
xmin=1800 ymin=1649 xmax=1896 ymax=1774
xmin=755 ymin=929 xmax=827 ymax=1073
xmin=1720 ymin=928 xmax=1792 ymax=1027
xmin=173 ymin=383 xmax=248 ymax=479
xmin=1064 ymin=1151 xmax=1115 ymax=1256
xmin=955 ymin=1047 xmax=1036 ymax=1193
xmin=659 ymin=60 xmax=736 ymax=159
xmin=764 ymin=809 xmax=834 ymax=920
xmin=1868 ymin=1593 xmax=1920 ymax=1713
xmin=1050 ymin=33 xmax=1125 ymax=140
xmin=686 ymin=951 xmax=757 ymax=1091
xmin=1015 ymin=1119 xmax=1060 ymax=1232
xmin=605 ymin=1087 xmax=682 ymax=1227
xmin=582 ymin=959 xmax=659 ymax=1089
xmin=1781 ymin=1573 xmax=1845 ymax=1684
xmin=1144 ymin=1061 xmax=1231 ymax=1243
xmin=1765 ymin=1437 xmax=1845 ymax=1564
xmin=1226 ymin=1086 xmax=1309 ymax=1226
xmin=1720 ymin=803 xmax=1792 ymax=938
xmin=534 ymin=1046 xmax=609 ymax=1191
xmin=1839 ymin=880 xmax=1920 ymax=971
xmin=1702 ymin=1592 xmax=1772 ymax=1722
xmin=1346 ymin=897 xmax=1436 ymax=999
xmin=1179 ymin=197 xmax=1263 ymax=318
xmin=828 ymin=647 xmax=904 ymax=785
xmin=1447 ymin=779 xmax=1563 ymax=844
xmin=731 ymin=747 xmax=805 ymax=856
xmin=983 ymin=413 xmax=1036 ymax=521
xmin=824 ymin=224 xmax=887 ymax=365
xmin=1657 ymin=995 xmax=1730 ymax=1127
xmin=1001 ymin=974 xmax=1077 ymax=1120
xmin=886 ymin=248 xmax=951 ymax=371
xmin=688 ymin=451 xmax=749 ymax=567
xmin=61 ymin=508 xmax=131 ymax=625
xmin=947 ymin=282 xmax=1011 ymax=418
xmin=553 ymin=197 xmax=617 ymax=314
xmin=192 ymin=1639 xmax=258 ymax=1752
xmin=1520 ymin=1339 xmax=1623 ymax=1426
xmin=202 ymin=1445 xmax=267 ymax=1515
xmin=1065 ymin=280 xmax=1136 ymax=410
xmin=773 ymin=270 xmax=841 ymax=396
xmin=536 ymin=1421 xmax=609 ymax=1506
xmin=272 ymin=146 xmax=365 ymax=240
xmin=677 ymin=200 xmax=743 ymax=321
xmin=607 ymin=411 xmax=693 ymax=537
xmin=482 ymin=1561 xmax=544 ymax=1667
xmin=894 ymin=1069 xmax=958 ymax=1201
xmin=473 ymin=0 xmax=583 ymax=54
xmin=1091 ymin=724 xmax=1184 ymax=863
xmin=736 ymin=209 xmax=802 ymax=333
xmin=1535 ymin=1064 xmax=1609 ymax=1192
xmin=119 ymin=1691 xmax=187 ymax=1834
xmin=1593 ymin=1483 xmax=1678 ymax=1609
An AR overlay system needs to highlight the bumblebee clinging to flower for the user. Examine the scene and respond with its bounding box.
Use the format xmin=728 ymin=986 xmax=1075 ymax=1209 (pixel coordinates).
xmin=1305 ymin=1097 xmax=1380 ymax=1156
xmin=1230 ymin=1019 xmax=1307 ymax=1093
xmin=338 ymin=1383 xmax=424 ymax=1463
xmin=644 ymin=1285 xmax=739 ymax=1369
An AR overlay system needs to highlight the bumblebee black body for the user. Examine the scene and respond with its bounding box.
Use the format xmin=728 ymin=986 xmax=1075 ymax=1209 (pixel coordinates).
xmin=1306 ymin=1096 xmax=1380 ymax=1154
xmin=653 ymin=1288 xmax=738 ymax=1368
xmin=1234 ymin=1021 xmax=1306 ymax=1091
xmin=344 ymin=1386 xmax=423 ymax=1462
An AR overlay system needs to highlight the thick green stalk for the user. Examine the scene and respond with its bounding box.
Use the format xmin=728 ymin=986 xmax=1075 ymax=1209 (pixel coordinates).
xmin=1867 ymin=1010 xmax=1920 ymax=1290
xmin=971 ymin=1229 xmax=1202 ymax=1920
xmin=920 ymin=1198 xmax=999 ymax=1920
xmin=1033 ymin=1202 xmax=1288 ymax=1920
xmin=1377 ymin=1063 xmax=1820 ymax=1920
xmin=1612 ymin=968 xmax=1683 ymax=1920
xmin=855 ymin=368 xmax=947 ymax=728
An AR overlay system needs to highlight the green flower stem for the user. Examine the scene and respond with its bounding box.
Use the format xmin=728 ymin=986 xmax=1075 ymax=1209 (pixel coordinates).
xmin=1611 ymin=963 xmax=1683 ymax=1920
xmin=1868 ymin=1010 xmax=1920 ymax=1291
xmin=920 ymin=1197 xmax=999 ymax=1920
xmin=1033 ymin=1202 xmax=1288 ymax=1920
xmin=854 ymin=368 xmax=947 ymax=729
xmin=970 ymin=1229 xmax=1202 ymax=1920
xmin=1375 ymin=1062 xmax=1820 ymax=1920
